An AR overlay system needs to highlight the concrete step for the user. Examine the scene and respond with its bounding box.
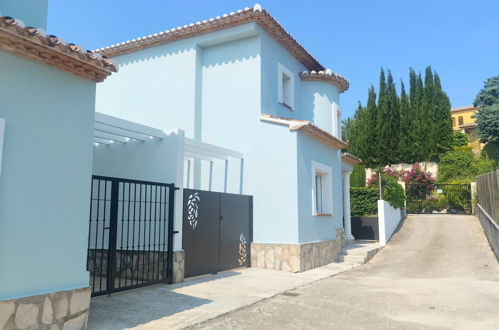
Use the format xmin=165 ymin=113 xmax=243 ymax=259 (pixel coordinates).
xmin=341 ymin=247 xmax=372 ymax=256
xmin=338 ymin=254 xmax=367 ymax=263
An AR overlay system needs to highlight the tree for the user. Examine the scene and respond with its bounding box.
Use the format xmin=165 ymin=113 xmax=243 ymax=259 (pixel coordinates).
xmin=437 ymin=146 xmax=496 ymax=183
xmin=452 ymin=131 xmax=469 ymax=148
xmin=474 ymin=75 xmax=499 ymax=161
xmin=430 ymin=73 xmax=453 ymax=160
xmin=474 ymin=75 xmax=499 ymax=108
xmin=348 ymin=67 xmax=453 ymax=168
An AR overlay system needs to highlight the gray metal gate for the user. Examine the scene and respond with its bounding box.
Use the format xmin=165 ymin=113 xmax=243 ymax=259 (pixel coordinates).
xmin=87 ymin=176 xmax=176 ymax=296
xmin=182 ymin=189 xmax=253 ymax=278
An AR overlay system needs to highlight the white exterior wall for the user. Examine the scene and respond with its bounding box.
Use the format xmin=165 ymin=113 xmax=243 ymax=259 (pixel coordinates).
xmin=378 ymin=200 xmax=403 ymax=245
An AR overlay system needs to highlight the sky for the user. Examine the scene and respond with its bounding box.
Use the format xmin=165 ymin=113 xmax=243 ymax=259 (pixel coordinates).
xmin=47 ymin=0 xmax=499 ymax=119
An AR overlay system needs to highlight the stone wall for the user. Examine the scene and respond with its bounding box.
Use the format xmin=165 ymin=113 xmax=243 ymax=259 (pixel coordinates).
xmin=87 ymin=249 xmax=168 ymax=282
xmin=251 ymin=229 xmax=344 ymax=272
xmin=172 ymin=250 xmax=185 ymax=283
xmin=0 ymin=287 xmax=90 ymax=330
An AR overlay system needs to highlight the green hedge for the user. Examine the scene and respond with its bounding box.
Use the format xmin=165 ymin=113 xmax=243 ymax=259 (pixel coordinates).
xmin=383 ymin=176 xmax=406 ymax=209
xmin=350 ymin=187 xmax=378 ymax=217
xmin=350 ymin=178 xmax=405 ymax=217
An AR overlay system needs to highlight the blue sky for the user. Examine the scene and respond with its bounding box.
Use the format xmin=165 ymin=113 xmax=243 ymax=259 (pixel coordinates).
xmin=47 ymin=0 xmax=499 ymax=119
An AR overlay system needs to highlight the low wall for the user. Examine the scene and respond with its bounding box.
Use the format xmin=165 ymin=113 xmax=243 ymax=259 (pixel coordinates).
xmin=351 ymin=216 xmax=379 ymax=240
xmin=477 ymin=204 xmax=499 ymax=261
xmin=378 ymin=200 xmax=403 ymax=245
xmin=251 ymin=229 xmax=344 ymax=272
xmin=0 ymin=287 xmax=90 ymax=330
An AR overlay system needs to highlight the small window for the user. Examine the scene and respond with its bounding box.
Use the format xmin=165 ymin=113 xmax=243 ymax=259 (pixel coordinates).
xmin=312 ymin=161 xmax=332 ymax=216
xmin=452 ymin=117 xmax=456 ymax=127
xmin=458 ymin=116 xmax=464 ymax=126
xmin=278 ymin=63 xmax=294 ymax=109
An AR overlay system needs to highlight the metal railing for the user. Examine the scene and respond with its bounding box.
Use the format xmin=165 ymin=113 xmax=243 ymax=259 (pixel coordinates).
xmin=476 ymin=170 xmax=499 ymax=225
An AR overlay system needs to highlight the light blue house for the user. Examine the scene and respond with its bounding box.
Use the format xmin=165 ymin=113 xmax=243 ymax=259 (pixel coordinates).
xmin=0 ymin=0 xmax=116 ymax=328
xmin=95 ymin=4 xmax=361 ymax=273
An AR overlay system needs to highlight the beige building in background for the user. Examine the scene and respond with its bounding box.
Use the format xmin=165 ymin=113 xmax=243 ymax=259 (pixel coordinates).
xmin=451 ymin=105 xmax=484 ymax=153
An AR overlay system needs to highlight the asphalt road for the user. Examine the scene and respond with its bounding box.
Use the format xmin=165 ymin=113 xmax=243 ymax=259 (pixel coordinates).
xmin=191 ymin=215 xmax=499 ymax=330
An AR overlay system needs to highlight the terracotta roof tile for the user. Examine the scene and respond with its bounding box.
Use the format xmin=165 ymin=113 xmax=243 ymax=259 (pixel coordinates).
xmin=451 ymin=105 xmax=477 ymax=112
xmin=93 ymin=4 xmax=348 ymax=88
xmin=341 ymin=153 xmax=362 ymax=165
xmin=300 ymin=69 xmax=349 ymax=93
xmin=0 ymin=15 xmax=117 ymax=82
xmin=260 ymin=114 xmax=348 ymax=150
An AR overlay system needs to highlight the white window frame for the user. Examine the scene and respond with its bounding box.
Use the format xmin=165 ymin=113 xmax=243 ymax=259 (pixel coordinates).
xmin=277 ymin=63 xmax=294 ymax=110
xmin=0 ymin=118 xmax=5 ymax=178
xmin=311 ymin=161 xmax=333 ymax=216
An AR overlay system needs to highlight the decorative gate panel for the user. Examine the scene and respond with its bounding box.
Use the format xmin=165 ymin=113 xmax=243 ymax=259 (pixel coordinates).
xmin=406 ymin=183 xmax=472 ymax=214
xmin=87 ymin=176 xmax=176 ymax=297
xmin=183 ymin=189 xmax=253 ymax=278
xmin=220 ymin=193 xmax=252 ymax=271
xmin=182 ymin=190 xmax=220 ymax=278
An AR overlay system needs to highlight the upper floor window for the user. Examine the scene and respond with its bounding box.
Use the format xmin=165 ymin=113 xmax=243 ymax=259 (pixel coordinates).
xmin=458 ymin=116 xmax=464 ymax=126
xmin=278 ymin=63 xmax=294 ymax=110
xmin=452 ymin=117 xmax=456 ymax=127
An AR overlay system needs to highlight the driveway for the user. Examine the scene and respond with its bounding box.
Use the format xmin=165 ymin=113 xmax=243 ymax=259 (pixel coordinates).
xmin=191 ymin=215 xmax=499 ymax=330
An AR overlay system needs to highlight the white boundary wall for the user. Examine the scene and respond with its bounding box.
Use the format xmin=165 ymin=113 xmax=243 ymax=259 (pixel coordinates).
xmin=378 ymin=200 xmax=403 ymax=245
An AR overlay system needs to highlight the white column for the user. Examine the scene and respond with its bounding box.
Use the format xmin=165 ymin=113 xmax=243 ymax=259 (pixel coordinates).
xmin=342 ymin=171 xmax=354 ymax=240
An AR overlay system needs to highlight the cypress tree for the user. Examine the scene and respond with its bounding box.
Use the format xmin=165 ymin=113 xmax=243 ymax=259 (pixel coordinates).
xmin=365 ymin=85 xmax=379 ymax=168
xmin=398 ymin=81 xmax=412 ymax=163
xmin=431 ymin=73 xmax=453 ymax=160
xmin=422 ymin=66 xmax=436 ymax=160
xmin=377 ymin=70 xmax=400 ymax=165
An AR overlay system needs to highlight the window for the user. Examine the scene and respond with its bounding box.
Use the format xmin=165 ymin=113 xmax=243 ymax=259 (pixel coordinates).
xmin=452 ymin=117 xmax=456 ymax=127
xmin=278 ymin=63 xmax=294 ymax=109
xmin=315 ymin=173 xmax=324 ymax=214
xmin=458 ymin=116 xmax=464 ymax=126
xmin=311 ymin=161 xmax=332 ymax=216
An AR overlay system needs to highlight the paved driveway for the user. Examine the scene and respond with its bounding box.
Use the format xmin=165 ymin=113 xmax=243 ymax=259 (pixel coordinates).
xmin=192 ymin=215 xmax=499 ymax=330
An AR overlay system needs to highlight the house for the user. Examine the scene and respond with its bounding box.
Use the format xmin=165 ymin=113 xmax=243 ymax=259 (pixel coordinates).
xmin=0 ymin=0 xmax=116 ymax=328
xmin=94 ymin=4 xmax=361 ymax=274
xmin=451 ymin=105 xmax=484 ymax=153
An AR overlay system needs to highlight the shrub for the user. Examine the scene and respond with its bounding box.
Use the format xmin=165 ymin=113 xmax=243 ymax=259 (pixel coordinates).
xmin=350 ymin=187 xmax=378 ymax=217
xmin=383 ymin=176 xmax=406 ymax=209
xmin=437 ymin=146 xmax=496 ymax=183
xmin=402 ymin=163 xmax=436 ymax=202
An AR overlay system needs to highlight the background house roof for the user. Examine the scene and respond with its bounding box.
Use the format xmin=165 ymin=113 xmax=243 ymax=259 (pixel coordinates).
xmin=0 ymin=15 xmax=117 ymax=82
xmin=93 ymin=4 xmax=348 ymax=91
xmin=451 ymin=105 xmax=477 ymax=113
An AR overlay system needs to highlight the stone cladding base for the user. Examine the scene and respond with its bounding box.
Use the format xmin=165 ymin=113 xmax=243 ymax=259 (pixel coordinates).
xmin=0 ymin=287 xmax=90 ymax=330
xmin=251 ymin=229 xmax=344 ymax=272
xmin=172 ymin=250 xmax=185 ymax=283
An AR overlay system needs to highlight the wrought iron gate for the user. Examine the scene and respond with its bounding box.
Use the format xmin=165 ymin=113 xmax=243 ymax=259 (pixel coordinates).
xmin=183 ymin=189 xmax=253 ymax=278
xmin=87 ymin=176 xmax=176 ymax=296
xmin=406 ymin=183 xmax=472 ymax=214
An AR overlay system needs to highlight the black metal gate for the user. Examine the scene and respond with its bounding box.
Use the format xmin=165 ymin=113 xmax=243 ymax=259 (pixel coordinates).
xmin=406 ymin=183 xmax=472 ymax=214
xmin=87 ymin=176 xmax=176 ymax=296
xmin=183 ymin=189 xmax=253 ymax=278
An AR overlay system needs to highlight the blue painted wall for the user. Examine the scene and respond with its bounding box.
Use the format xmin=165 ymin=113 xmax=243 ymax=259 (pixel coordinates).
xmin=95 ymin=22 xmax=345 ymax=245
xmin=0 ymin=0 xmax=48 ymax=30
xmin=0 ymin=50 xmax=95 ymax=300
xmin=297 ymin=134 xmax=343 ymax=243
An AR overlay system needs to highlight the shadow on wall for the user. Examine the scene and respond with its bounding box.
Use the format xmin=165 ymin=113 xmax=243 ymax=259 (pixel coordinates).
xmin=88 ymin=271 xmax=241 ymax=330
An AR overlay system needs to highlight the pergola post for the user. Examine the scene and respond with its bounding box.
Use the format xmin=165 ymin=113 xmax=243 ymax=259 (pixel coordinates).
xmin=342 ymin=170 xmax=354 ymax=241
